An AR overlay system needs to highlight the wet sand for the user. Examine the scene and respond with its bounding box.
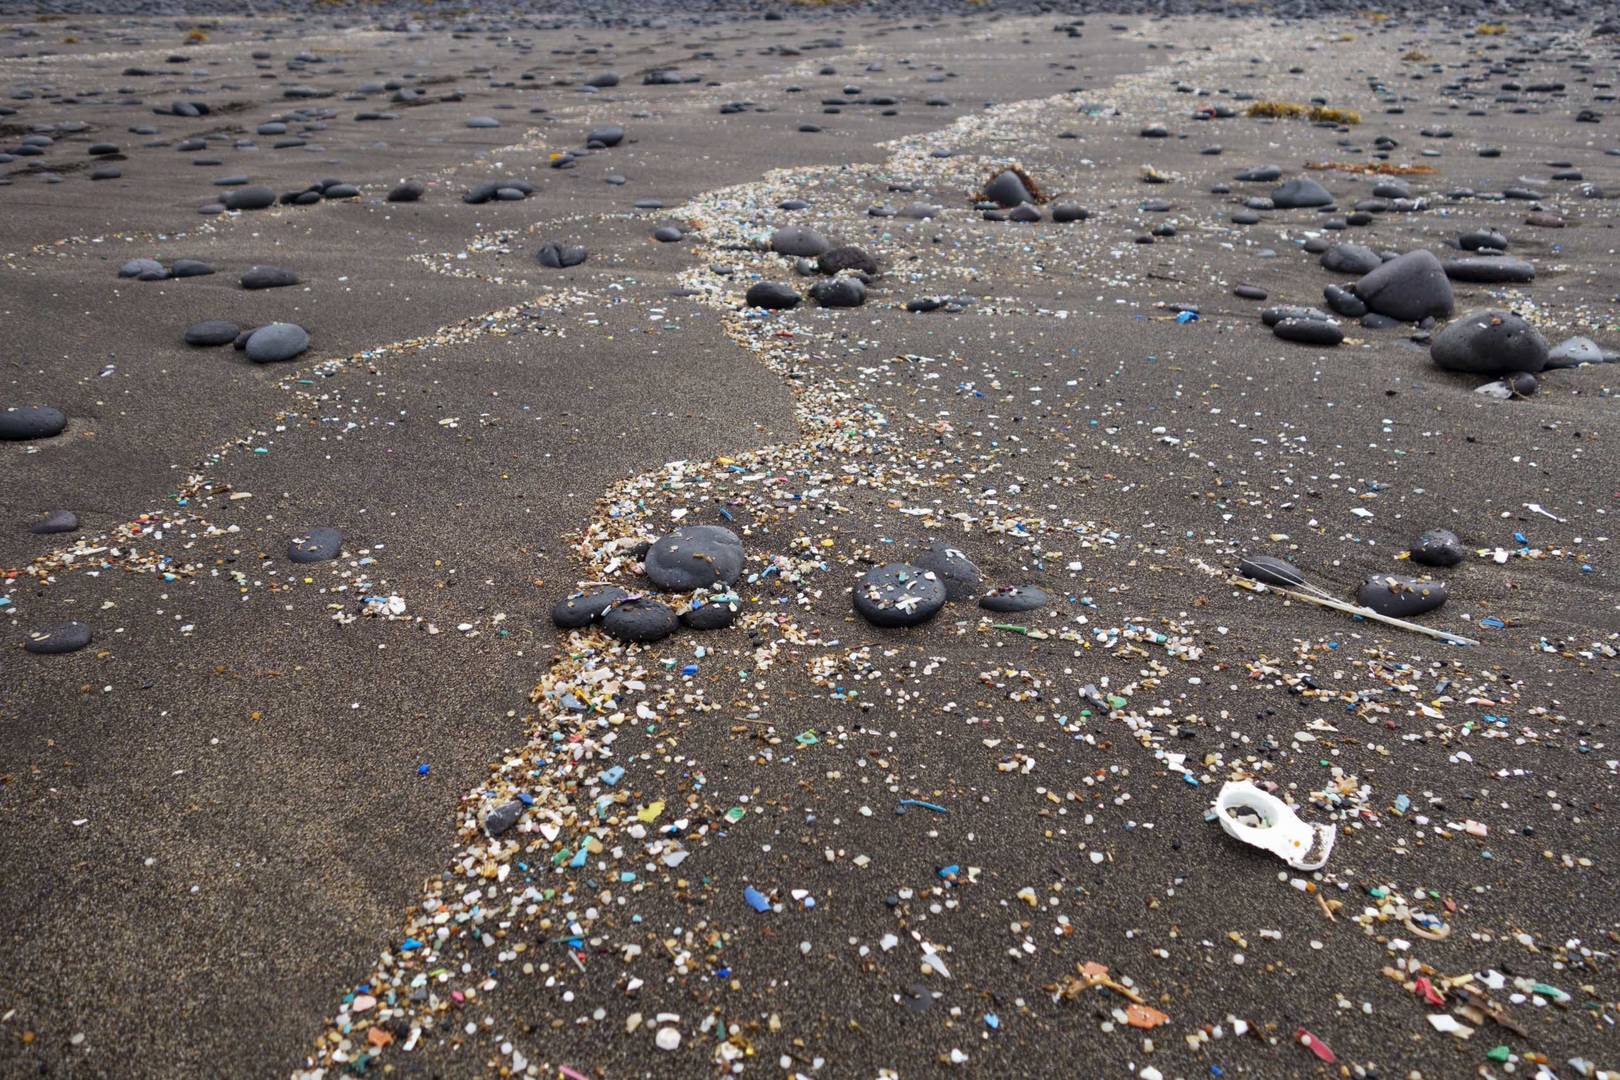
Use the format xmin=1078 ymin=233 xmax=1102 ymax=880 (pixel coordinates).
xmin=1 ymin=7 xmax=1616 ymax=1080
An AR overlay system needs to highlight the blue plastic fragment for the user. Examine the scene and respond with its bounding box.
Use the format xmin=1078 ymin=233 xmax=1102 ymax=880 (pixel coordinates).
xmin=600 ymin=765 xmax=626 ymax=786
xmin=744 ymin=886 xmax=770 ymax=913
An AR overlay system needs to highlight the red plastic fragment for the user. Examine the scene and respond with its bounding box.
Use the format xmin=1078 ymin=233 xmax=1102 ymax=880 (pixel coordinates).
xmin=1297 ymin=1027 xmax=1336 ymax=1063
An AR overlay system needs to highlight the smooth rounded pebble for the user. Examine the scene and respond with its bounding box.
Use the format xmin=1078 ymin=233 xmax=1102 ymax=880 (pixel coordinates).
xmin=1411 ymin=529 xmax=1467 ymax=567
xmin=979 ymin=585 xmax=1049 ymax=613
xmin=245 ymin=323 xmax=310 ymax=364
xmin=853 ymin=563 xmax=947 ymax=628
xmin=982 ymin=168 xmax=1035 ymax=208
xmin=185 ymin=320 xmax=240 ymax=347
xmin=1443 ymin=257 xmax=1535 ymax=284
xmin=746 ymin=282 xmax=800 ymax=310
xmin=241 ymin=266 xmax=299 ymax=290
xmin=1356 ymin=575 xmax=1447 ymax=618
xmin=678 ymin=593 xmax=740 ymax=630
xmin=817 ymin=246 xmax=877 ymax=275
xmin=387 ymin=180 xmax=425 ymax=202
xmin=809 ymin=277 xmax=865 ymax=308
xmin=1430 ymin=310 xmax=1548 ymax=375
xmin=224 ymin=186 xmax=277 ymax=211
xmin=29 ymin=510 xmax=79 ymax=534
xmin=552 ymin=586 xmax=631 ymax=629
xmin=771 ymin=226 xmax=830 ymax=258
xmin=1273 ymin=318 xmax=1343 ymax=346
xmin=537 ymin=243 xmax=588 ymax=268
xmin=0 ymin=406 xmax=67 ymax=441
xmin=288 ymin=527 xmax=342 ymax=564
xmin=645 ymin=525 xmax=743 ymax=591
xmin=601 ymin=597 xmax=678 ymax=644
xmin=912 ymin=543 xmax=981 ymax=601
xmin=1356 ymin=250 xmax=1453 ymax=322
xmin=25 ymin=621 xmax=92 ymax=655
xmin=1270 ymin=177 xmax=1333 ymax=208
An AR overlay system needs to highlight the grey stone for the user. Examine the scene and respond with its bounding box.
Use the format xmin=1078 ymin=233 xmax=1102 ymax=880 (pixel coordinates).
xmin=1356 ymin=575 xmax=1447 ymax=618
xmin=29 ymin=510 xmax=78 ymax=534
xmin=644 ymin=525 xmax=743 ymax=591
xmin=770 ymin=226 xmax=830 ymax=258
xmin=1320 ymin=243 xmax=1382 ymax=275
xmin=25 ymin=621 xmax=92 ymax=655
xmin=185 ymin=320 xmax=240 ymax=346
xmin=746 ymin=282 xmax=800 ymax=310
xmin=978 ymin=585 xmax=1049 ymax=613
xmin=484 ymin=800 xmax=525 ymax=836
xmin=288 ymin=527 xmax=342 ymax=564
xmin=1274 ymin=318 xmax=1343 ymax=346
xmin=1356 ymin=250 xmax=1454 ymax=322
xmin=912 ymin=543 xmax=981 ymax=601
xmin=1411 ymin=529 xmax=1467 ymax=567
xmin=1443 ymin=257 xmax=1535 ymax=284
xmin=224 ymin=185 xmax=277 ymax=211
xmin=982 ymin=168 xmax=1035 ymax=208
xmin=552 ymin=586 xmax=632 ymax=629
xmin=1430 ymin=310 xmax=1548 ymax=375
xmin=0 ymin=406 xmax=67 ymax=441
xmin=601 ymin=597 xmax=678 ymax=644
xmin=1270 ymin=177 xmax=1333 ymax=208
xmin=241 ymin=265 xmax=299 ymax=290
xmin=853 ymin=563 xmax=946 ymax=628
xmin=245 ymin=322 xmax=311 ymax=364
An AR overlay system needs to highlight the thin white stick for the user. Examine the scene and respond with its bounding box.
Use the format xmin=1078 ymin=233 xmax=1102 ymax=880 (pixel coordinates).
xmin=1230 ymin=577 xmax=1480 ymax=646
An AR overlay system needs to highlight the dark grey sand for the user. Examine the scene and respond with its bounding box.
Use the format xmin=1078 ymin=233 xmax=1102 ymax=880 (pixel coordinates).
xmin=2 ymin=7 xmax=1617 ymax=1080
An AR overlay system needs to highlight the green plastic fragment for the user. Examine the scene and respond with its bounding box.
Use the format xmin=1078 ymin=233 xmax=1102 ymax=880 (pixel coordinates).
xmin=1486 ymin=1045 xmax=1510 ymax=1062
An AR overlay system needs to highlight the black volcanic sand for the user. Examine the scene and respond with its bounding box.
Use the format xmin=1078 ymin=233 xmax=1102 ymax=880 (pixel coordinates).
xmin=2 ymin=7 xmax=1618 ymax=1080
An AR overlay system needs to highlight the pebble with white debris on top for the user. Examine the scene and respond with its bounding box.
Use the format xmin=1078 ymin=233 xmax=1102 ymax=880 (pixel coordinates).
xmin=287 ymin=528 xmax=342 ymax=564
xmin=644 ymin=525 xmax=743 ymax=591
xmin=853 ymin=563 xmax=947 ymax=627
xmin=25 ymin=622 xmax=93 ymax=654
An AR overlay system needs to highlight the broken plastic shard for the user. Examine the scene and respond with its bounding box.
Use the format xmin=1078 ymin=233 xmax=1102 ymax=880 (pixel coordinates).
xmin=1213 ymin=781 xmax=1335 ymax=870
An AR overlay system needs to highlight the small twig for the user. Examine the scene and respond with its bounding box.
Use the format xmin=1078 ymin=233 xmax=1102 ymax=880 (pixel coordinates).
xmin=1230 ymin=576 xmax=1479 ymax=646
